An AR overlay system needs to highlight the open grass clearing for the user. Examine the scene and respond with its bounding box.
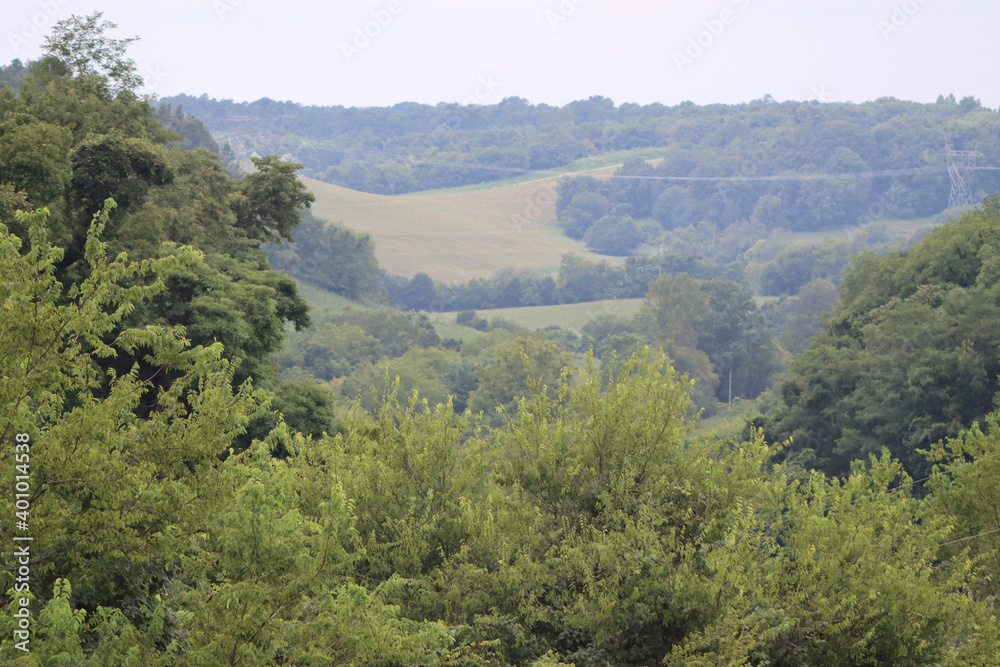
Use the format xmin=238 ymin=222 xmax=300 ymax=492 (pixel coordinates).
xmin=428 ymin=298 xmax=645 ymax=334
xmin=305 ymin=176 xmax=624 ymax=283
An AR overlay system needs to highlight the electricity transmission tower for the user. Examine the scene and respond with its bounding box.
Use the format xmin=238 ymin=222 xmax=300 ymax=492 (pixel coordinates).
xmin=941 ymin=149 xmax=983 ymax=209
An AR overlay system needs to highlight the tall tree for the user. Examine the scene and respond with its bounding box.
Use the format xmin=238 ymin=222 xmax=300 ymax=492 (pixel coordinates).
xmin=232 ymin=154 xmax=315 ymax=243
xmin=634 ymin=273 xmax=709 ymax=348
xmin=467 ymin=336 xmax=573 ymax=416
xmin=42 ymin=12 xmax=143 ymax=95
xmin=780 ymin=278 xmax=840 ymax=353
xmin=696 ymin=279 xmax=783 ymax=400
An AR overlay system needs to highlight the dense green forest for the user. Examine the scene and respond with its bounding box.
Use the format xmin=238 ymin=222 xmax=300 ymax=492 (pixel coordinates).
xmin=767 ymin=198 xmax=1000 ymax=480
xmin=162 ymin=90 xmax=1000 ymax=208
xmin=164 ymin=87 xmax=1000 ymax=291
xmin=7 ymin=207 xmax=1000 ymax=664
xmin=4 ymin=13 xmax=1000 ymax=666
xmin=280 ymin=273 xmax=782 ymax=418
xmin=163 ymin=90 xmax=1000 ymax=262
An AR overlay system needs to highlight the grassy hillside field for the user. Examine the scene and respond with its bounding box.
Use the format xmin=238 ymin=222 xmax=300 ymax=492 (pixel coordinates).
xmin=299 ymin=150 xmax=677 ymax=283
xmin=427 ymin=296 xmax=780 ymax=337
xmin=303 ymin=143 xmax=944 ymax=285
xmin=304 ymin=175 xmax=623 ymax=283
xmin=428 ymin=299 xmax=646 ymax=335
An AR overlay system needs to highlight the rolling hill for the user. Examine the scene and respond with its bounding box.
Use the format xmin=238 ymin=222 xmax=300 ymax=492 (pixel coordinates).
xmin=301 ymin=163 xmax=633 ymax=283
xmin=426 ymin=296 xmax=780 ymax=338
xmin=428 ymin=299 xmax=645 ymax=335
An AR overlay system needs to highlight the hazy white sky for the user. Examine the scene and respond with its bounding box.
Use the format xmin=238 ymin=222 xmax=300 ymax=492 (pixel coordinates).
xmin=3 ymin=0 xmax=996 ymax=109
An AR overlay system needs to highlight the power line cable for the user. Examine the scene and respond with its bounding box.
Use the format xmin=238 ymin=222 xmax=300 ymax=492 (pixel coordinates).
xmin=913 ymin=527 xmax=1000 ymax=555
xmin=401 ymin=158 xmax=1000 ymax=183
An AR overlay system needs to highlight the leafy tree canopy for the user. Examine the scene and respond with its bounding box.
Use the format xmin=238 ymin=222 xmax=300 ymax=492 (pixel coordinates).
xmin=42 ymin=12 xmax=142 ymax=95
xmin=770 ymin=196 xmax=1000 ymax=478
xmin=232 ymin=154 xmax=315 ymax=243
xmin=3 ymin=208 xmax=1000 ymax=664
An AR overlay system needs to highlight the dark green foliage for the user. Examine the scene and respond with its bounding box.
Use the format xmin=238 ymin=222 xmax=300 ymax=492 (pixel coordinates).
xmin=653 ymin=185 xmax=700 ymax=229
xmin=146 ymin=146 xmax=238 ymax=249
xmin=0 ymin=27 xmax=314 ymax=422
xmin=390 ymin=252 xmax=745 ymax=313
xmin=634 ymin=273 xmax=709 ymax=348
xmin=581 ymin=313 xmax=632 ymax=346
xmin=269 ymin=380 xmax=339 ymax=439
xmin=631 ymin=274 xmax=782 ymax=410
xmin=0 ymin=58 xmax=27 ymax=93
xmin=771 ymin=196 xmax=1000 ymax=478
xmin=239 ymin=380 xmax=341 ymax=455
xmin=759 ymin=239 xmax=852 ymax=295
xmin=456 ymin=310 xmax=488 ymax=329
xmin=403 ymin=272 xmax=437 ymax=310
xmin=561 ymin=190 xmax=611 ymax=239
xmin=557 ymin=174 xmax=605 ymax=215
xmin=697 ymin=279 xmax=784 ymax=400
xmin=70 ymin=133 xmax=173 ymax=214
xmin=552 ymin=101 xmax=1000 ymax=245
xmin=162 ymin=93 xmax=616 ymax=193
xmin=582 ymin=214 xmax=644 ymax=255
xmin=610 ymin=157 xmax=659 ymax=218
xmin=442 ymin=359 xmax=478 ymax=412
xmin=750 ymin=192 xmax=789 ymax=229
xmin=596 ymin=331 xmax=647 ymax=366
xmin=541 ymin=324 xmax=583 ymax=353
xmin=146 ymin=247 xmax=309 ymax=386
xmin=332 ymin=308 xmax=442 ymax=357
xmin=0 ymin=112 xmax=72 ymax=205
xmin=288 ymin=325 xmax=380 ymax=382
xmin=265 ymin=209 xmax=384 ymax=301
xmin=231 ymin=154 xmax=315 ymax=243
